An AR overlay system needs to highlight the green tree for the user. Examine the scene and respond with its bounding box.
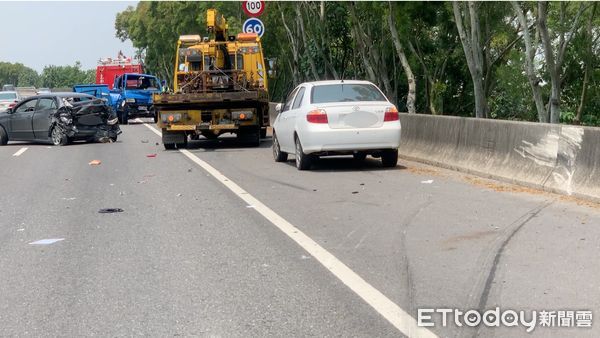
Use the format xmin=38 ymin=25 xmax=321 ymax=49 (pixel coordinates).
xmin=40 ymin=61 xmax=95 ymax=88
xmin=0 ymin=62 xmax=40 ymax=87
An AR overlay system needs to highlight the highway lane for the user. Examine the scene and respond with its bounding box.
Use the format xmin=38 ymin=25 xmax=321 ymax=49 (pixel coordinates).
xmin=0 ymin=121 xmax=599 ymax=337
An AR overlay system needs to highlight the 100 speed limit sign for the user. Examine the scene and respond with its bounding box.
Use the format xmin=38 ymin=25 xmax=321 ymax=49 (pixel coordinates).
xmin=242 ymin=0 xmax=265 ymax=17
xmin=243 ymin=18 xmax=265 ymax=38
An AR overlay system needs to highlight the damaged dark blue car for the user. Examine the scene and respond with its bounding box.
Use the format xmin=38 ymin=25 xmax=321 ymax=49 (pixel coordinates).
xmin=0 ymin=93 xmax=121 ymax=146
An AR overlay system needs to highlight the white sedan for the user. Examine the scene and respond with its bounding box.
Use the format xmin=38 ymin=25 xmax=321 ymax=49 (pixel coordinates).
xmin=272 ymin=80 xmax=401 ymax=170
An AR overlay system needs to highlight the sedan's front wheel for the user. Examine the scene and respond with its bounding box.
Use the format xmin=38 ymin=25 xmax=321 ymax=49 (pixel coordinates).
xmin=51 ymin=127 xmax=68 ymax=146
xmin=273 ymin=132 xmax=288 ymax=162
xmin=295 ymin=136 xmax=313 ymax=170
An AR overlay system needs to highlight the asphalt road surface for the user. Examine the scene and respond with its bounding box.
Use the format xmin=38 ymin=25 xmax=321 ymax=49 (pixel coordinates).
xmin=1 ymin=120 xmax=599 ymax=337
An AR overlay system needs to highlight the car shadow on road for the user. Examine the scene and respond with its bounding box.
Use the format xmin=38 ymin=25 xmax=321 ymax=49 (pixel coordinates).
xmin=283 ymin=157 xmax=406 ymax=172
xmin=3 ymin=140 xmax=118 ymax=147
xmin=186 ymin=136 xmax=273 ymax=152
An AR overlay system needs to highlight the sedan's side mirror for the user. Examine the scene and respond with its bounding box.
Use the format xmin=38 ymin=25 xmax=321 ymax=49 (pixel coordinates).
xmin=275 ymin=103 xmax=282 ymax=114
xmin=5 ymin=108 xmax=13 ymax=114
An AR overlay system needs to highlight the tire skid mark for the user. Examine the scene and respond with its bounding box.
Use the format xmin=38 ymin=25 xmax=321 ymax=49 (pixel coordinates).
xmin=456 ymin=200 xmax=553 ymax=338
xmin=397 ymin=196 xmax=433 ymax=320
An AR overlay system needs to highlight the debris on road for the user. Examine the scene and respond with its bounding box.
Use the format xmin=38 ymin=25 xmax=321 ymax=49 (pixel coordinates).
xmin=147 ymin=154 xmax=157 ymax=158
xmin=17 ymin=228 xmax=25 ymax=232
xmin=421 ymin=180 xmax=434 ymax=184
xmin=29 ymin=238 xmax=65 ymax=245
xmin=188 ymin=168 xmax=193 ymax=172
xmin=246 ymin=205 xmax=256 ymax=208
xmin=141 ymin=140 xmax=149 ymax=143
xmin=62 ymin=197 xmax=76 ymax=201
xmin=352 ymin=191 xmax=359 ymax=194
xmin=177 ymin=193 xmax=183 ymax=197
xmin=98 ymin=208 xmax=124 ymax=214
xmin=89 ymin=160 xmax=102 ymax=166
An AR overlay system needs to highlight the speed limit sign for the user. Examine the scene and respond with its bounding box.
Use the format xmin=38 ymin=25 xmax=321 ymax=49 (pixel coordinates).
xmin=243 ymin=18 xmax=265 ymax=38
xmin=242 ymin=0 xmax=265 ymax=17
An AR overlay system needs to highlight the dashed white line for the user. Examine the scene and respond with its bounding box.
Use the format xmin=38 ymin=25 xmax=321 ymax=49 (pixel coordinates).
xmin=12 ymin=147 xmax=28 ymax=157
xmin=139 ymin=121 xmax=437 ymax=338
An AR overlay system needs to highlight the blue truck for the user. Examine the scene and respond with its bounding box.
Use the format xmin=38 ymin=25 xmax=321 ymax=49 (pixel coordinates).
xmin=74 ymin=73 xmax=163 ymax=124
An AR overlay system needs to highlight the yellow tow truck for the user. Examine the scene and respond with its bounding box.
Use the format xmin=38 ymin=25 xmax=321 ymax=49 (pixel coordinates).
xmin=153 ymin=9 xmax=270 ymax=149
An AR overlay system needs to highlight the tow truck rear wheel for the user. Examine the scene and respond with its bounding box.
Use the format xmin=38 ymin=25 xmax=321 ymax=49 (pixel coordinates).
xmin=164 ymin=143 xmax=176 ymax=150
xmin=176 ymin=134 xmax=188 ymax=149
xmin=238 ymin=127 xmax=260 ymax=147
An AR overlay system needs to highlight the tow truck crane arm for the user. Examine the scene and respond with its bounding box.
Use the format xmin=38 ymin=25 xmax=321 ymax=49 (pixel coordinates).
xmin=206 ymin=9 xmax=228 ymax=42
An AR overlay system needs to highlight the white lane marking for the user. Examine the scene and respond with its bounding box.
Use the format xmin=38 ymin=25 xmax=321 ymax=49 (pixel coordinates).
xmin=139 ymin=121 xmax=437 ymax=338
xmin=12 ymin=147 xmax=28 ymax=157
xmin=29 ymin=238 xmax=64 ymax=245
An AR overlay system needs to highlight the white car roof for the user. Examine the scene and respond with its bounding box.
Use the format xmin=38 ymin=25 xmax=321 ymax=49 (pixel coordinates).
xmin=302 ymin=80 xmax=376 ymax=87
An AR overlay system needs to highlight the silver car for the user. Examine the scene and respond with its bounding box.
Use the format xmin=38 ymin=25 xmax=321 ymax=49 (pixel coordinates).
xmin=0 ymin=91 xmax=21 ymax=112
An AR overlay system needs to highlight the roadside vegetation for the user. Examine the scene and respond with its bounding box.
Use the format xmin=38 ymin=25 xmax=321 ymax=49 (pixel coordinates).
xmin=2 ymin=1 xmax=598 ymax=126
xmin=0 ymin=61 xmax=95 ymax=89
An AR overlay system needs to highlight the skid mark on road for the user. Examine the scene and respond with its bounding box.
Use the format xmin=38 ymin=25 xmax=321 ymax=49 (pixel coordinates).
xmin=139 ymin=121 xmax=438 ymax=338
xmin=459 ymin=201 xmax=553 ymax=338
xmin=12 ymin=147 xmax=28 ymax=157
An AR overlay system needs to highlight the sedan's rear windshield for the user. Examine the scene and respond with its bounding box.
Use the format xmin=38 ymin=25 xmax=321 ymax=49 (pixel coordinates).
xmin=311 ymin=84 xmax=386 ymax=104
xmin=0 ymin=93 xmax=17 ymax=100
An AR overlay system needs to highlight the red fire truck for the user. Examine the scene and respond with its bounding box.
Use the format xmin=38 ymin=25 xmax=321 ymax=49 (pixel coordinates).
xmin=96 ymin=53 xmax=143 ymax=89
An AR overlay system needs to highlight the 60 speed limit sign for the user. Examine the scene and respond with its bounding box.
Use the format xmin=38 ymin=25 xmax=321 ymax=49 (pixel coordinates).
xmin=243 ymin=18 xmax=265 ymax=38
xmin=242 ymin=0 xmax=265 ymax=17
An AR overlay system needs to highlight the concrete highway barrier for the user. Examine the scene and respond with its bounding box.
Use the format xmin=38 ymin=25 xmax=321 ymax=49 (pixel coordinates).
xmin=398 ymin=113 xmax=600 ymax=201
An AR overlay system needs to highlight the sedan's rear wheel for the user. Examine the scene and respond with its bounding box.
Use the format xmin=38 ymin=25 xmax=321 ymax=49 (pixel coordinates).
xmin=295 ymin=136 xmax=313 ymax=170
xmin=51 ymin=126 xmax=68 ymax=146
xmin=273 ymin=132 xmax=288 ymax=162
xmin=0 ymin=126 xmax=8 ymax=145
xmin=381 ymin=149 xmax=399 ymax=167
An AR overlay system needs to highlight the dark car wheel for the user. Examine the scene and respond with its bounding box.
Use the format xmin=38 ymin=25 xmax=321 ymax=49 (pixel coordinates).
xmin=121 ymin=112 xmax=129 ymax=125
xmin=51 ymin=127 xmax=68 ymax=146
xmin=381 ymin=149 xmax=399 ymax=167
xmin=272 ymin=132 xmax=288 ymax=162
xmin=295 ymin=136 xmax=313 ymax=170
xmin=353 ymin=152 xmax=367 ymax=161
xmin=164 ymin=143 xmax=176 ymax=150
xmin=0 ymin=126 xmax=8 ymax=145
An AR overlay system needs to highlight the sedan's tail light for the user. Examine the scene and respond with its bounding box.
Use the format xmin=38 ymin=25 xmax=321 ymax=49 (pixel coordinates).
xmin=384 ymin=106 xmax=399 ymax=122
xmin=307 ymin=109 xmax=328 ymax=124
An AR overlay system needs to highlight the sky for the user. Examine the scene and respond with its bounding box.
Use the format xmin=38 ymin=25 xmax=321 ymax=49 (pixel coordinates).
xmin=0 ymin=1 xmax=138 ymax=73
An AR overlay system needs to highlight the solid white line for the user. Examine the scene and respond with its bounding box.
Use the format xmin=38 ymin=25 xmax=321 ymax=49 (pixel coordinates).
xmin=12 ymin=147 xmax=28 ymax=157
xmin=139 ymin=121 xmax=437 ymax=338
